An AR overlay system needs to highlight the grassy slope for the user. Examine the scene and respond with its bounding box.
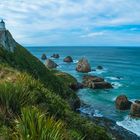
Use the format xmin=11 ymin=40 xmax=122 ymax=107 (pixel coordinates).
xmin=0 ymin=44 xmax=111 ymax=140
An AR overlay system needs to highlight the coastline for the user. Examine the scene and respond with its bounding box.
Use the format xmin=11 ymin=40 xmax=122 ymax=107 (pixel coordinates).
xmin=26 ymin=48 xmax=139 ymax=139
xmin=1 ymin=30 xmax=140 ymax=139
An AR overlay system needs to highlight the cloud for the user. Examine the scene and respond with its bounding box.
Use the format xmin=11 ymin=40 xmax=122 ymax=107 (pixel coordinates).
xmin=81 ymin=32 xmax=105 ymax=38
xmin=0 ymin=0 xmax=140 ymax=46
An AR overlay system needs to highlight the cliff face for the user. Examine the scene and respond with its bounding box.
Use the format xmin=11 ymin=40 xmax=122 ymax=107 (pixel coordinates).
xmin=0 ymin=30 xmax=17 ymax=52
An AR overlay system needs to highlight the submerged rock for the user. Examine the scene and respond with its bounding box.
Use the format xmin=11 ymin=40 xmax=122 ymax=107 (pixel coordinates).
xmin=63 ymin=56 xmax=73 ymax=62
xmin=82 ymin=75 xmax=112 ymax=89
xmin=97 ymin=65 xmax=103 ymax=70
xmin=45 ymin=59 xmax=58 ymax=69
xmin=41 ymin=53 xmax=47 ymax=60
xmin=115 ymin=95 xmax=132 ymax=110
xmin=76 ymin=58 xmax=91 ymax=73
xmin=130 ymin=100 xmax=140 ymax=118
xmin=51 ymin=54 xmax=59 ymax=58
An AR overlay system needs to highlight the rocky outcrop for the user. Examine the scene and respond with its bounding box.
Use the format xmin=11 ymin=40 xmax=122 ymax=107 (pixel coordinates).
xmin=69 ymin=82 xmax=84 ymax=91
xmin=115 ymin=95 xmax=132 ymax=110
xmin=63 ymin=56 xmax=73 ymax=62
xmin=130 ymin=100 xmax=140 ymax=117
xmin=0 ymin=30 xmax=17 ymax=52
xmin=51 ymin=54 xmax=59 ymax=58
xmin=76 ymin=58 xmax=91 ymax=73
xmin=82 ymin=75 xmax=112 ymax=89
xmin=41 ymin=54 xmax=47 ymax=60
xmin=45 ymin=59 xmax=58 ymax=69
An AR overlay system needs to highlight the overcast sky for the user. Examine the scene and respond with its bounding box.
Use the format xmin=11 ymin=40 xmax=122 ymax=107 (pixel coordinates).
xmin=0 ymin=0 xmax=140 ymax=46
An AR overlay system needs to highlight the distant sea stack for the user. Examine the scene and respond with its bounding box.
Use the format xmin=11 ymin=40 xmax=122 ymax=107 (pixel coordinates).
xmin=0 ymin=20 xmax=17 ymax=52
xmin=63 ymin=56 xmax=73 ymax=63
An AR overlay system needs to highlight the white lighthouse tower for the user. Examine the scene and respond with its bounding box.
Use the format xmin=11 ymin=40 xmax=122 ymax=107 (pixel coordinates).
xmin=0 ymin=20 xmax=6 ymax=31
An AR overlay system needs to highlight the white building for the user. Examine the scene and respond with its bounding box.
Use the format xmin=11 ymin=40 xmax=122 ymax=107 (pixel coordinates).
xmin=0 ymin=20 xmax=6 ymax=30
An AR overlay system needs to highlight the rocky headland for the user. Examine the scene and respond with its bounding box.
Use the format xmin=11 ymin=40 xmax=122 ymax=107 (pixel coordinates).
xmin=0 ymin=29 xmax=140 ymax=140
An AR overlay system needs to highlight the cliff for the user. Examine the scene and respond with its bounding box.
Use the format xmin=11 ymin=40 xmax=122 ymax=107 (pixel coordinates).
xmin=0 ymin=30 xmax=16 ymax=52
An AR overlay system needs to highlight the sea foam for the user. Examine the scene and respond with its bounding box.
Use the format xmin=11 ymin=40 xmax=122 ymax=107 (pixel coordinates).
xmin=106 ymin=76 xmax=120 ymax=80
xmin=79 ymin=107 xmax=103 ymax=117
xmin=117 ymin=116 xmax=140 ymax=136
xmin=112 ymin=82 xmax=122 ymax=89
xmin=73 ymin=60 xmax=78 ymax=63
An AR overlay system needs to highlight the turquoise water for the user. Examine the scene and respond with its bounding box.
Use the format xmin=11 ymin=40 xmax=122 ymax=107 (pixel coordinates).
xmin=26 ymin=46 xmax=140 ymax=136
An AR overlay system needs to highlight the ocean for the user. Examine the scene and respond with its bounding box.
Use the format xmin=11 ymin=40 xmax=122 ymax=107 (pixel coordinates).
xmin=26 ymin=46 xmax=140 ymax=136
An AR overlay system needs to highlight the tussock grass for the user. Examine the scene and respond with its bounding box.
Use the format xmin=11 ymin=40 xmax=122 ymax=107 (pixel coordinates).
xmin=12 ymin=107 xmax=67 ymax=140
xmin=0 ymin=82 xmax=36 ymax=124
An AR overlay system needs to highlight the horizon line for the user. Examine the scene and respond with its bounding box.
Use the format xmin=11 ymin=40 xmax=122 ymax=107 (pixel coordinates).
xmin=24 ymin=45 xmax=140 ymax=48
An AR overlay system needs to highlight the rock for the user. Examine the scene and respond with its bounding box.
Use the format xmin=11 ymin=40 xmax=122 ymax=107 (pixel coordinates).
xmin=83 ymin=75 xmax=104 ymax=82
xmin=93 ymin=82 xmax=112 ymax=89
xmin=135 ymin=100 xmax=140 ymax=104
xmin=130 ymin=100 xmax=140 ymax=118
xmin=76 ymin=58 xmax=91 ymax=73
xmin=97 ymin=66 xmax=103 ymax=70
xmin=115 ymin=95 xmax=132 ymax=110
xmin=45 ymin=59 xmax=58 ymax=69
xmin=41 ymin=53 xmax=47 ymax=60
xmin=51 ymin=54 xmax=59 ymax=58
xmin=82 ymin=75 xmax=112 ymax=89
xmin=69 ymin=82 xmax=84 ymax=91
xmin=63 ymin=56 xmax=73 ymax=62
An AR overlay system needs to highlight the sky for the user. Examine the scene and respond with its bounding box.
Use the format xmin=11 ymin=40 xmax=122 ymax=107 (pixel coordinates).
xmin=0 ymin=0 xmax=140 ymax=46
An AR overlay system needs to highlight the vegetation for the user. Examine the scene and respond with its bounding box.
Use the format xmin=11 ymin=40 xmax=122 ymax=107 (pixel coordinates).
xmin=0 ymin=41 xmax=111 ymax=140
xmin=12 ymin=107 xmax=67 ymax=140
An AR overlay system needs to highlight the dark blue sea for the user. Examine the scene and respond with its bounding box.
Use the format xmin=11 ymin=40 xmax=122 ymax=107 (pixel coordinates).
xmin=26 ymin=46 xmax=140 ymax=136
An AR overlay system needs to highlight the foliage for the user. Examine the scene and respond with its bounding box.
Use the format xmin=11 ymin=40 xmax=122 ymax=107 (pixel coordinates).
xmin=12 ymin=107 xmax=67 ymax=140
xmin=0 ymin=82 xmax=36 ymax=125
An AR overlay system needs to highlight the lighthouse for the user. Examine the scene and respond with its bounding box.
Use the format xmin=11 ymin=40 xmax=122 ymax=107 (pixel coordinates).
xmin=0 ymin=20 xmax=6 ymax=31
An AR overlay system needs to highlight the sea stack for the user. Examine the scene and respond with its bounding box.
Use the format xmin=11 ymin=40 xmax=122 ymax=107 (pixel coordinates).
xmin=76 ymin=57 xmax=91 ymax=73
xmin=63 ymin=56 xmax=73 ymax=62
xmin=115 ymin=95 xmax=132 ymax=110
xmin=41 ymin=53 xmax=47 ymax=60
xmin=130 ymin=100 xmax=140 ymax=118
xmin=51 ymin=54 xmax=60 ymax=58
xmin=45 ymin=59 xmax=58 ymax=69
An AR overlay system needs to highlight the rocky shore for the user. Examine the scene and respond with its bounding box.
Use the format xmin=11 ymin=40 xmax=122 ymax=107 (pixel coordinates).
xmin=40 ymin=52 xmax=140 ymax=139
xmin=79 ymin=104 xmax=140 ymax=140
